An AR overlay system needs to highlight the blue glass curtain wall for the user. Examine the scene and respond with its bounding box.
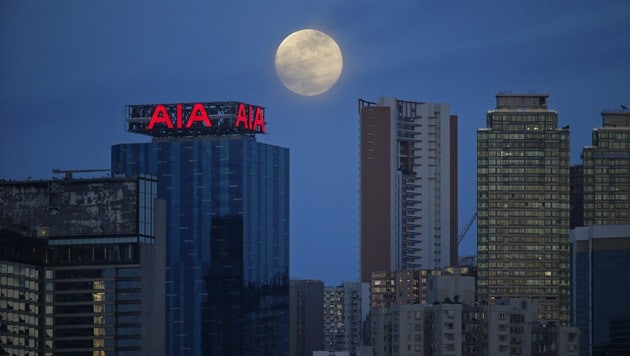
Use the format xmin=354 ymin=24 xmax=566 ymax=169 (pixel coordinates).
xmin=111 ymin=137 xmax=289 ymax=355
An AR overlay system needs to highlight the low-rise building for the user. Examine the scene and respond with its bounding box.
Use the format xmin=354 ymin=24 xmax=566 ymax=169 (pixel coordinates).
xmin=369 ymin=298 xmax=579 ymax=356
xmin=426 ymin=274 xmax=475 ymax=304
xmin=324 ymin=282 xmax=369 ymax=356
xmin=290 ymin=279 xmax=325 ymax=356
xmin=429 ymin=303 xmax=463 ymax=356
xmin=371 ymin=267 xmax=472 ymax=309
xmin=531 ymin=322 xmax=580 ymax=356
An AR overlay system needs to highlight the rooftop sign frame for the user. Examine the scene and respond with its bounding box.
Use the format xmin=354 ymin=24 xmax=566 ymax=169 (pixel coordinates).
xmin=126 ymin=101 xmax=266 ymax=138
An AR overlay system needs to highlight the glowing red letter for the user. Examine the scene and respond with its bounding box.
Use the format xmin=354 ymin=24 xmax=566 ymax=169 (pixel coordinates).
xmin=248 ymin=106 xmax=254 ymax=128
xmin=253 ymin=107 xmax=266 ymax=133
xmin=148 ymin=105 xmax=173 ymax=129
xmin=235 ymin=103 xmax=249 ymax=129
xmin=176 ymin=104 xmax=183 ymax=128
xmin=186 ymin=103 xmax=211 ymax=128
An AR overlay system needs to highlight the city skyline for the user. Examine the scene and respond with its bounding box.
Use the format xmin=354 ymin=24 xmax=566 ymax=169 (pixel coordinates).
xmin=2 ymin=1 xmax=629 ymax=285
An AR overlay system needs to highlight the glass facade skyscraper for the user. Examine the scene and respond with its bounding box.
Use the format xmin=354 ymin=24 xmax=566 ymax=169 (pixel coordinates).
xmin=113 ymin=101 xmax=289 ymax=355
xmin=477 ymin=93 xmax=570 ymax=325
xmin=571 ymin=225 xmax=630 ymax=355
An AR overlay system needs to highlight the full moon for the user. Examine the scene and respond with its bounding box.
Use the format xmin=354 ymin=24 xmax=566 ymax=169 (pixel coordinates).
xmin=275 ymin=29 xmax=343 ymax=96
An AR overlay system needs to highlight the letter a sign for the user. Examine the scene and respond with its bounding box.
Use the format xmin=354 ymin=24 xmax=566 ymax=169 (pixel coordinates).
xmin=145 ymin=101 xmax=266 ymax=135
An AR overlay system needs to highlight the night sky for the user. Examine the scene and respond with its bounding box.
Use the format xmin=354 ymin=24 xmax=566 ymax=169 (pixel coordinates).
xmin=1 ymin=1 xmax=629 ymax=285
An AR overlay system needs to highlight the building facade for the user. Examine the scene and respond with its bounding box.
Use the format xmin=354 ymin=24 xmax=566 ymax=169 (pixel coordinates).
xmin=531 ymin=322 xmax=580 ymax=356
xmin=571 ymin=225 xmax=630 ymax=355
xmin=290 ymin=279 xmax=324 ymax=356
xmin=477 ymin=93 xmax=570 ymax=325
xmin=323 ymin=282 xmax=368 ymax=356
xmin=464 ymin=297 xmax=579 ymax=356
xmin=112 ymin=101 xmax=290 ymax=355
xmin=569 ymin=165 xmax=584 ymax=229
xmin=581 ymin=111 xmax=630 ymax=226
xmin=371 ymin=304 xmax=428 ymax=356
xmin=0 ymin=176 xmax=165 ymax=356
xmin=370 ymin=298 xmax=578 ymax=356
xmin=428 ymin=303 xmax=463 ymax=356
xmin=370 ymin=267 xmax=472 ymax=309
xmin=426 ymin=274 xmax=475 ymax=305
xmin=359 ymin=97 xmax=458 ymax=282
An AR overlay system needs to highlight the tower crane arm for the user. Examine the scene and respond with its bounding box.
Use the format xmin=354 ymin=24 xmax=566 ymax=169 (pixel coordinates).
xmin=457 ymin=212 xmax=477 ymax=245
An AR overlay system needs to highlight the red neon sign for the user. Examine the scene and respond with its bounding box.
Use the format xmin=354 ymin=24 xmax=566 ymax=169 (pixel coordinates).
xmin=235 ymin=103 xmax=266 ymax=133
xmin=147 ymin=103 xmax=265 ymax=133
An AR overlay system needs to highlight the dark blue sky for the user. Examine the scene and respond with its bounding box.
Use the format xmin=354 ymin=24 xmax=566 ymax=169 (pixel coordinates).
xmin=1 ymin=1 xmax=629 ymax=285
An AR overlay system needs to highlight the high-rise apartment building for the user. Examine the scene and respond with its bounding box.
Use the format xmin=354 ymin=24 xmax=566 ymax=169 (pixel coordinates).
xmin=477 ymin=93 xmax=570 ymax=324
xmin=290 ymin=279 xmax=325 ymax=356
xmin=359 ymin=97 xmax=457 ymax=282
xmin=0 ymin=176 xmax=165 ymax=355
xmin=581 ymin=111 xmax=630 ymax=226
xmin=112 ymin=101 xmax=289 ymax=355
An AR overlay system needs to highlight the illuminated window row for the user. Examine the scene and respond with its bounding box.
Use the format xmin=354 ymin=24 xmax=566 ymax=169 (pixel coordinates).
xmin=0 ymin=263 xmax=39 ymax=278
xmin=479 ymin=133 xmax=566 ymax=140
xmin=478 ymin=184 xmax=568 ymax=192
xmin=477 ymin=262 xmax=569 ymax=269
xmin=0 ymin=289 xmax=40 ymax=302
xmin=480 ymin=245 xmax=562 ymax=252
xmin=488 ymin=287 xmax=560 ymax=294
xmin=478 ymin=231 xmax=570 ymax=240
xmin=483 ymin=218 xmax=569 ymax=226
xmin=0 ymin=300 xmax=39 ymax=315
xmin=49 ymin=237 xmax=139 ymax=245
xmin=487 ymin=279 xmax=560 ymax=287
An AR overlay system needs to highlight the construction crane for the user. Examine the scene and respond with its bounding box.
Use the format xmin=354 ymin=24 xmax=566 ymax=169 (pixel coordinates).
xmin=457 ymin=212 xmax=477 ymax=245
xmin=52 ymin=168 xmax=110 ymax=179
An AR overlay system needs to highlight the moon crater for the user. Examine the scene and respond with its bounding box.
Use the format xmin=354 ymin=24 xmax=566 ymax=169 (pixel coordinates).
xmin=275 ymin=29 xmax=343 ymax=96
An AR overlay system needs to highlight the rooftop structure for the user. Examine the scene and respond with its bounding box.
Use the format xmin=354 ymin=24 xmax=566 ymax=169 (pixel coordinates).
xmin=125 ymin=100 xmax=266 ymax=138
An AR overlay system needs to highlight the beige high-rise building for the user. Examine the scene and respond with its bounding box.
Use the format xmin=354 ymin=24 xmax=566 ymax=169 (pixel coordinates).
xmin=359 ymin=98 xmax=458 ymax=283
xmin=476 ymin=93 xmax=570 ymax=325
xmin=582 ymin=111 xmax=630 ymax=225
